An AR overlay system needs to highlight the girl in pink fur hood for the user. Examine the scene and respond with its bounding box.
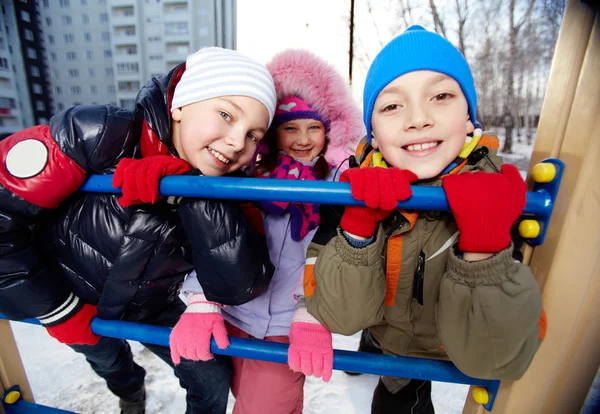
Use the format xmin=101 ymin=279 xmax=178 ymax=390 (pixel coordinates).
xmin=176 ymin=49 xmax=363 ymax=414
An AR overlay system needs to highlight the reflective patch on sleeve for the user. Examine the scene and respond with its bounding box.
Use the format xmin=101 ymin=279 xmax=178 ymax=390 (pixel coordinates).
xmin=6 ymin=139 xmax=48 ymax=178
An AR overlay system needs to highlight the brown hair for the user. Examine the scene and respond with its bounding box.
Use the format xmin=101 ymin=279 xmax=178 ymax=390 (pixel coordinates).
xmin=256 ymin=129 xmax=330 ymax=180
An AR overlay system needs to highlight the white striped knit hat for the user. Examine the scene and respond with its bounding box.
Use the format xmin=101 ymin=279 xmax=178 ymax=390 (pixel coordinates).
xmin=171 ymin=47 xmax=277 ymax=126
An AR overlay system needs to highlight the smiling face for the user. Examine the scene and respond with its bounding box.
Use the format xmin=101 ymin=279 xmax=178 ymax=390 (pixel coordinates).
xmin=171 ymin=96 xmax=270 ymax=176
xmin=371 ymin=70 xmax=474 ymax=179
xmin=275 ymin=118 xmax=326 ymax=163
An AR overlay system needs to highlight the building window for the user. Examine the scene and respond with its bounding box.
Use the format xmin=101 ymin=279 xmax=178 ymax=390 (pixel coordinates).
xmin=59 ymin=0 xmax=70 ymax=7
xmin=57 ymin=103 xmax=64 ymax=110
xmin=21 ymin=11 xmax=31 ymax=22
xmin=68 ymin=68 xmax=79 ymax=77
xmin=84 ymin=33 xmax=92 ymax=42
xmin=62 ymin=16 xmax=72 ymax=25
xmin=32 ymin=83 xmax=43 ymax=94
xmin=88 ymin=68 xmax=95 ymax=76
xmin=81 ymin=0 xmax=87 ymax=4
xmin=38 ymin=117 xmax=49 ymax=124
xmin=64 ymin=34 xmax=74 ymax=44
xmin=43 ymin=0 xmax=49 ymax=7
xmin=71 ymin=86 xmax=81 ymax=95
xmin=117 ymin=62 xmax=138 ymax=73
xmin=66 ymin=51 xmax=77 ymax=60
xmin=101 ymin=32 xmax=110 ymax=41
xmin=147 ymin=17 xmax=160 ymax=23
xmin=99 ymin=13 xmax=108 ymax=23
xmin=51 ymin=52 xmax=57 ymax=61
xmin=148 ymin=36 xmax=161 ymax=42
xmin=199 ymin=27 xmax=209 ymax=37
xmin=165 ymin=22 xmax=188 ymax=35
xmin=82 ymin=14 xmax=89 ymax=24
xmin=149 ymin=55 xmax=162 ymax=60
xmin=24 ymin=29 xmax=34 ymax=41
xmin=53 ymin=69 xmax=59 ymax=79
xmin=90 ymin=85 xmax=97 ymax=94
xmin=120 ymin=99 xmax=135 ymax=110
xmin=0 ymin=97 xmax=16 ymax=109
xmin=46 ymin=17 xmax=52 ymax=26
xmin=26 ymin=48 xmax=37 ymax=59
xmin=86 ymin=51 xmax=93 ymax=60
xmin=55 ymin=86 xmax=62 ymax=95
xmin=107 ymin=84 xmax=115 ymax=93
xmin=104 ymin=50 xmax=112 ymax=58
xmin=0 ymin=58 xmax=8 ymax=70
xmin=30 ymin=66 xmax=40 ymax=77
xmin=36 ymin=101 xmax=45 ymax=111
xmin=73 ymin=102 xmax=82 ymax=106
xmin=105 ymin=67 xmax=113 ymax=76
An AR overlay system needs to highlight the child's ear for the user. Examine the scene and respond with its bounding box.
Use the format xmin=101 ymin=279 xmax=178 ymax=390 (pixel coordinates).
xmin=172 ymin=108 xmax=183 ymax=122
xmin=466 ymin=116 xmax=475 ymax=134
xmin=371 ymin=133 xmax=379 ymax=149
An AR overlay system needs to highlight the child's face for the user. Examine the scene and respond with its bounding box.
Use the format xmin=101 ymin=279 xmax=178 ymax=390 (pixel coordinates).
xmin=172 ymin=96 xmax=270 ymax=176
xmin=275 ymin=119 xmax=326 ymax=163
xmin=371 ymin=70 xmax=474 ymax=179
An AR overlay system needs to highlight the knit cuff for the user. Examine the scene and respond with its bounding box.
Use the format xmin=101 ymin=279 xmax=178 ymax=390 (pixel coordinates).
xmin=334 ymin=226 xmax=385 ymax=267
xmin=343 ymin=231 xmax=376 ymax=248
xmin=446 ymin=243 xmax=520 ymax=285
xmin=38 ymin=293 xmax=83 ymax=327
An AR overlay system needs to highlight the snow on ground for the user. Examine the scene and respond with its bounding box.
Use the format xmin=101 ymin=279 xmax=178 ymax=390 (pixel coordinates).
xmin=8 ymin=129 xmax=536 ymax=413
xmin=10 ymin=322 xmax=468 ymax=414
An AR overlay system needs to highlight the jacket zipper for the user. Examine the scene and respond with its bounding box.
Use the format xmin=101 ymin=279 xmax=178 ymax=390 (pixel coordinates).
xmin=412 ymin=251 xmax=426 ymax=305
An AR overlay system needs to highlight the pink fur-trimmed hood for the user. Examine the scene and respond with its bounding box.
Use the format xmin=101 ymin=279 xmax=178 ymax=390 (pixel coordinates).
xmin=266 ymin=49 xmax=365 ymax=169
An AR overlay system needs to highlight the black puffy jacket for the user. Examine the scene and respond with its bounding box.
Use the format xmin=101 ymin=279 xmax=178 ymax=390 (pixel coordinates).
xmin=0 ymin=64 xmax=274 ymax=323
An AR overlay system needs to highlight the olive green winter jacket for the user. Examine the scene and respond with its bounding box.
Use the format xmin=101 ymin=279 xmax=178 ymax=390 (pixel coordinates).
xmin=304 ymin=136 xmax=545 ymax=380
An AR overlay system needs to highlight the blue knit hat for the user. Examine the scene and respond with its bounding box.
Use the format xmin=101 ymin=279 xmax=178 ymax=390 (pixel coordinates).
xmin=363 ymin=25 xmax=477 ymax=142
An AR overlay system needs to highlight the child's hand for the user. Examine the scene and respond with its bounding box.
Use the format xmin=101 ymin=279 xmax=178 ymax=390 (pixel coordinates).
xmin=341 ymin=167 xmax=417 ymax=210
xmin=42 ymin=302 xmax=101 ymax=346
xmin=113 ymin=155 xmax=192 ymax=207
xmin=339 ymin=167 xmax=417 ymax=237
xmin=288 ymin=307 xmax=333 ymax=382
xmin=169 ymin=294 xmax=230 ymax=364
xmin=442 ymin=164 xmax=527 ymax=253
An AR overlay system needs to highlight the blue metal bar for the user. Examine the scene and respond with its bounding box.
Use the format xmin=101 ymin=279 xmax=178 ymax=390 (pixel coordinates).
xmin=2 ymin=315 xmax=500 ymax=392
xmin=80 ymin=174 xmax=549 ymax=216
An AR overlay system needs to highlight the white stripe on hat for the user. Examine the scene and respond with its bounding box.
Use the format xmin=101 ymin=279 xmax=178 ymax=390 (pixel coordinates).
xmin=172 ymin=47 xmax=276 ymax=126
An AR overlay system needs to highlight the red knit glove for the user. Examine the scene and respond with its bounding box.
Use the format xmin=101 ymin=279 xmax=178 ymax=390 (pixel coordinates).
xmin=42 ymin=303 xmax=100 ymax=346
xmin=113 ymin=156 xmax=192 ymax=207
xmin=340 ymin=167 xmax=418 ymax=238
xmin=442 ymin=164 xmax=527 ymax=253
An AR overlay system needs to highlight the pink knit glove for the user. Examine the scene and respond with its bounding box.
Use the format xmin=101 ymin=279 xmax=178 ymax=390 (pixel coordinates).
xmin=169 ymin=293 xmax=230 ymax=364
xmin=288 ymin=306 xmax=334 ymax=382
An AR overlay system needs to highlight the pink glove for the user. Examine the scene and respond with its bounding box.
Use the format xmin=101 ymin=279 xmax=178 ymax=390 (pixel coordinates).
xmin=288 ymin=306 xmax=333 ymax=382
xmin=169 ymin=293 xmax=230 ymax=364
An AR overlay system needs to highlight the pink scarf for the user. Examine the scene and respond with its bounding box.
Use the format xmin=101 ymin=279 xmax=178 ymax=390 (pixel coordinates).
xmin=254 ymin=153 xmax=323 ymax=241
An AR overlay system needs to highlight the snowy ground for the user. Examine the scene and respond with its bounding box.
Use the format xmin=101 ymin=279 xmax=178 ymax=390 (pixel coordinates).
xmin=8 ymin=128 xmax=536 ymax=413
xmin=11 ymin=322 xmax=469 ymax=414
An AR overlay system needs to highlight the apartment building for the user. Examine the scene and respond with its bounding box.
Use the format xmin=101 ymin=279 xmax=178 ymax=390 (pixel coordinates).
xmin=36 ymin=0 xmax=235 ymax=113
xmin=0 ymin=0 xmax=52 ymax=134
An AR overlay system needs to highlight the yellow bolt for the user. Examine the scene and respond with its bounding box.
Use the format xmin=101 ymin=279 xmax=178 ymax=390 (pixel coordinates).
xmin=519 ymin=220 xmax=541 ymax=238
xmin=4 ymin=390 xmax=21 ymax=404
xmin=472 ymin=386 xmax=489 ymax=405
xmin=532 ymin=163 xmax=556 ymax=183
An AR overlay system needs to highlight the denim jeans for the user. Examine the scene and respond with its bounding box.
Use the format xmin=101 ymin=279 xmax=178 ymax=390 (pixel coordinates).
xmin=70 ymin=300 xmax=232 ymax=414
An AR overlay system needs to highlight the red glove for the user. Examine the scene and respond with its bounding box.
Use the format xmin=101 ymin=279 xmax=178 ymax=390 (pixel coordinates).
xmin=339 ymin=167 xmax=418 ymax=238
xmin=113 ymin=155 xmax=192 ymax=207
xmin=42 ymin=303 xmax=100 ymax=346
xmin=442 ymin=164 xmax=527 ymax=253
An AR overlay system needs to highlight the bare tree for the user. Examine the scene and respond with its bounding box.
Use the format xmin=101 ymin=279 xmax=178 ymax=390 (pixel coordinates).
xmin=429 ymin=0 xmax=448 ymax=37
xmin=502 ymin=0 xmax=536 ymax=154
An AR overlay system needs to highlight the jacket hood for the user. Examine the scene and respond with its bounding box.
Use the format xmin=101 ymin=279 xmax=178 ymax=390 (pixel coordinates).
xmin=266 ymin=49 xmax=364 ymax=168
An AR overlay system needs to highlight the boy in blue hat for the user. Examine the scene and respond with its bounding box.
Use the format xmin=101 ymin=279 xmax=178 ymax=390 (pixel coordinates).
xmin=303 ymin=26 xmax=545 ymax=413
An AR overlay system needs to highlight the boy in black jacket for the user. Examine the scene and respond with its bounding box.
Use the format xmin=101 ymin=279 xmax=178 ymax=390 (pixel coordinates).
xmin=0 ymin=47 xmax=276 ymax=414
